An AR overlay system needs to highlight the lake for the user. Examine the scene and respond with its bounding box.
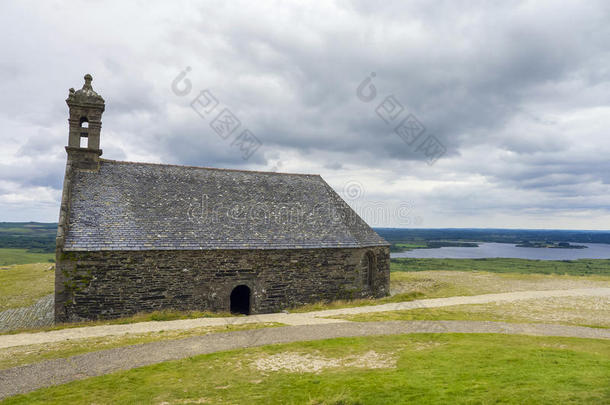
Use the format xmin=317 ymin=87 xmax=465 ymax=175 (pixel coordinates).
xmin=391 ymin=242 xmax=610 ymax=260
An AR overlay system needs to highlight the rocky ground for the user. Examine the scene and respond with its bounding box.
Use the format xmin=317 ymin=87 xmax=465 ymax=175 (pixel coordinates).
xmin=0 ymin=294 xmax=53 ymax=333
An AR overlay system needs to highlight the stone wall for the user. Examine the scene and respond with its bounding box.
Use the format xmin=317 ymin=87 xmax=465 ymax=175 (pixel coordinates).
xmin=55 ymin=246 xmax=390 ymax=322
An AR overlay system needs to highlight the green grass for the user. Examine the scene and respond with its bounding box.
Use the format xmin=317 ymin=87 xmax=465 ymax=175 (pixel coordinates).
xmin=0 ymin=263 xmax=54 ymax=310
xmin=0 ymin=322 xmax=283 ymax=370
xmin=390 ymin=242 xmax=427 ymax=252
xmin=395 ymin=243 xmax=426 ymax=248
xmin=0 ymin=248 xmax=54 ymax=266
xmin=4 ymin=334 xmax=609 ymax=404
xmin=391 ymin=258 xmax=610 ymax=276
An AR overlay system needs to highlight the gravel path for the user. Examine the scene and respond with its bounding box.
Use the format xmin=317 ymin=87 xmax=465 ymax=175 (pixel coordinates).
xmin=1 ymin=320 xmax=608 ymax=400
xmin=0 ymin=295 xmax=54 ymax=333
xmin=1 ymin=287 xmax=608 ymax=349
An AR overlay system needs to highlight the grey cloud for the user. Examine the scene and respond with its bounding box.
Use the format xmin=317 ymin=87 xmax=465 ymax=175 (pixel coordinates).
xmin=0 ymin=0 xmax=608 ymax=228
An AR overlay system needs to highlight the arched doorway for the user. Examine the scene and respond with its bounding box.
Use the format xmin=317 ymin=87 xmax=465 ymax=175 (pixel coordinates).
xmin=230 ymin=285 xmax=251 ymax=315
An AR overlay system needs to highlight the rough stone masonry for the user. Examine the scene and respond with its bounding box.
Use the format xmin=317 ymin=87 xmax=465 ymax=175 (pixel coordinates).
xmin=55 ymin=74 xmax=390 ymax=322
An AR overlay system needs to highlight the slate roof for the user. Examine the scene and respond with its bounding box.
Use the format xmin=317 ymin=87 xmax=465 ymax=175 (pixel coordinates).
xmin=63 ymin=159 xmax=389 ymax=251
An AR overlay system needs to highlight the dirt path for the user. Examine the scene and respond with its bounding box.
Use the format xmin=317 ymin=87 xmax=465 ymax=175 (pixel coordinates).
xmin=0 ymin=320 xmax=608 ymax=400
xmin=1 ymin=287 xmax=608 ymax=350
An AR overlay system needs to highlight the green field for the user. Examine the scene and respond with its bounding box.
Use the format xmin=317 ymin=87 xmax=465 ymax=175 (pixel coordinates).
xmin=0 ymin=248 xmax=55 ymax=311
xmin=1 ymin=252 xmax=609 ymax=403
xmin=0 ymin=263 xmax=54 ymax=310
xmin=391 ymin=258 xmax=610 ymax=276
xmin=0 ymin=248 xmax=54 ymax=266
xmin=4 ymin=334 xmax=609 ymax=404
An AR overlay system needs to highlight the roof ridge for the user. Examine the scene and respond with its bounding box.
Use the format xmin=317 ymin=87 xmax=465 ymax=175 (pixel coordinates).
xmin=99 ymin=158 xmax=321 ymax=177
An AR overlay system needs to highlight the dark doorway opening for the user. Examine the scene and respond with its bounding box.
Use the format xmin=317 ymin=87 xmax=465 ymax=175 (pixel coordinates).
xmin=230 ymin=285 xmax=250 ymax=315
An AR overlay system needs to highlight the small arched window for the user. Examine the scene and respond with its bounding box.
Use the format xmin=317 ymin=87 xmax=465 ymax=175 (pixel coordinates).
xmin=79 ymin=117 xmax=89 ymax=128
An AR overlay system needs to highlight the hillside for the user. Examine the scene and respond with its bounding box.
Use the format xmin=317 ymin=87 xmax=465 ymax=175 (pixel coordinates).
xmin=0 ymin=223 xmax=56 ymax=253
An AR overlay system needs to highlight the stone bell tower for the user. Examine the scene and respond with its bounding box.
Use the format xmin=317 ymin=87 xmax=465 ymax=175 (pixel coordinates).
xmin=56 ymin=74 xmax=106 ymax=322
xmin=65 ymin=73 xmax=105 ymax=170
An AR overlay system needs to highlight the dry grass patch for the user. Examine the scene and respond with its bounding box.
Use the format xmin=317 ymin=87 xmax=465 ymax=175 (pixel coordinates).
xmin=252 ymin=350 xmax=397 ymax=374
xmin=390 ymin=270 xmax=610 ymax=297
xmin=159 ymin=399 xmax=210 ymax=404
xmin=334 ymin=296 xmax=610 ymax=328
xmin=293 ymin=270 xmax=610 ymax=314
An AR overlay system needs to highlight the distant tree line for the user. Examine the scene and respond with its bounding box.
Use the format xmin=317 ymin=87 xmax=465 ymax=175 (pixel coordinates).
xmin=0 ymin=222 xmax=57 ymax=253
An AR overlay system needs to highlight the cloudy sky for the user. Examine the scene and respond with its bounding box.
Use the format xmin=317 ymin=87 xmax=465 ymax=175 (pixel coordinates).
xmin=1 ymin=0 xmax=609 ymax=229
